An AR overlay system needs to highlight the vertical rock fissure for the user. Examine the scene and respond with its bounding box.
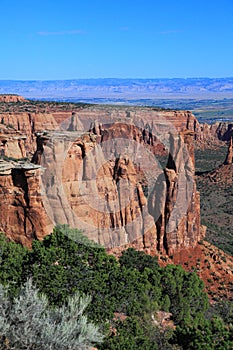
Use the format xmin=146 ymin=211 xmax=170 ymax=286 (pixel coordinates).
xmin=11 ymin=169 xmax=37 ymax=238
xmin=163 ymin=167 xmax=174 ymax=255
xmin=0 ymin=107 xmax=204 ymax=251
xmin=155 ymin=215 xmax=162 ymax=251
xmin=137 ymin=185 xmax=146 ymax=248
xmin=28 ymin=113 xmax=35 ymax=134
xmin=12 ymin=169 xmax=30 ymax=208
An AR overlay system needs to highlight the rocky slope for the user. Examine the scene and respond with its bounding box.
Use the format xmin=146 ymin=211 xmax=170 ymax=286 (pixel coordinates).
xmin=201 ymin=138 xmax=233 ymax=184
xmin=172 ymin=241 xmax=233 ymax=301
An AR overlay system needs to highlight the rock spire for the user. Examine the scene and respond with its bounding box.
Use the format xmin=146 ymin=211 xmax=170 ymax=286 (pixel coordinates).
xmin=224 ymin=137 xmax=233 ymax=165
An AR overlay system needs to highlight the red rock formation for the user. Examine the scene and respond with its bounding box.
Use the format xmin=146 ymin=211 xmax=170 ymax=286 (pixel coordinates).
xmin=172 ymin=241 xmax=233 ymax=301
xmin=199 ymin=138 xmax=233 ymax=185
xmin=31 ymin=107 xmax=204 ymax=255
xmin=0 ymin=160 xmax=53 ymax=246
xmin=195 ymin=121 xmax=233 ymax=147
xmin=224 ymin=137 xmax=233 ymax=165
xmin=0 ymin=105 xmax=205 ymax=254
xmin=215 ymin=122 xmax=233 ymax=141
xmin=0 ymin=111 xmax=70 ymax=157
xmin=0 ymin=131 xmax=27 ymax=159
xmin=0 ymin=95 xmax=27 ymax=103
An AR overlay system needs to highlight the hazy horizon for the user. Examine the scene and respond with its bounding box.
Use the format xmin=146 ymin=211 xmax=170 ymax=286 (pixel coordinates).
xmin=0 ymin=76 xmax=233 ymax=82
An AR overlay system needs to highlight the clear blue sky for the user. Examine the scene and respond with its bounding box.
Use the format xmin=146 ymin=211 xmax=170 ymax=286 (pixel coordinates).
xmin=1 ymin=0 xmax=232 ymax=80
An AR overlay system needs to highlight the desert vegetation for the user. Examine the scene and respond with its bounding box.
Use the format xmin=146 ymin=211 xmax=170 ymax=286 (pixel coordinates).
xmin=0 ymin=99 xmax=92 ymax=113
xmin=195 ymin=146 xmax=233 ymax=255
xmin=0 ymin=225 xmax=232 ymax=349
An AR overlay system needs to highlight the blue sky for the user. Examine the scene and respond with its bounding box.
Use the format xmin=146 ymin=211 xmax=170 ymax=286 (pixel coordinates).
xmin=0 ymin=0 xmax=232 ymax=79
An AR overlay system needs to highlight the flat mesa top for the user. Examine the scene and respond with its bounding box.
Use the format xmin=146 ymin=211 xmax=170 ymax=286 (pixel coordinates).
xmin=0 ymin=94 xmax=27 ymax=103
xmin=0 ymin=97 xmax=178 ymax=114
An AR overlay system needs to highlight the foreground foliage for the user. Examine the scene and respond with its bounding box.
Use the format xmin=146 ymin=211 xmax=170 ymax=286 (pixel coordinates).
xmin=0 ymin=279 xmax=104 ymax=350
xmin=0 ymin=225 xmax=232 ymax=349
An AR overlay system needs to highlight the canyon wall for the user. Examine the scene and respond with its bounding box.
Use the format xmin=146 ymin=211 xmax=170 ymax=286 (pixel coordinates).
xmin=0 ymin=160 xmax=53 ymax=245
xmin=0 ymin=106 xmax=205 ymax=253
xmin=0 ymin=111 xmax=69 ymax=157
xmin=195 ymin=121 xmax=233 ymax=147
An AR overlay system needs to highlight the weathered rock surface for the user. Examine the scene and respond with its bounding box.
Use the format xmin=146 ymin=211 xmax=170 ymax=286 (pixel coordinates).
xmin=0 ymin=128 xmax=27 ymax=159
xmin=0 ymin=94 xmax=27 ymax=103
xmin=224 ymin=137 xmax=233 ymax=165
xmin=0 ymin=159 xmax=53 ymax=245
xmin=201 ymin=139 xmax=233 ymax=184
xmin=31 ymin=107 xmax=204 ymax=254
xmin=0 ymin=105 xmax=205 ymax=253
xmin=195 ymin=121 xmax=233 ymax=147
xmin=0 ymin=112 xmax=61 ymax=156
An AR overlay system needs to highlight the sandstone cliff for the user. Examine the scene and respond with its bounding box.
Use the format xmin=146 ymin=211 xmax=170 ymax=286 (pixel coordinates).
xmin=0 ymin=94 xmax=27 ymax=103
xmin=200 ymin=138 xmax=233 ymax=185
xmin=0 ymin=127 xmax=27 ymax=159
xmin=195 ymin=120 xmax=233 ymax=147
xmin=0 ymin=105 xmax=205 ymax=253
xmin=29 ymin=106 xmax=204 ymax=254
xmin=0 ymin=159 xmax=53 ymax=245
xmin=0 ymin=112 xmax=62 ymax=157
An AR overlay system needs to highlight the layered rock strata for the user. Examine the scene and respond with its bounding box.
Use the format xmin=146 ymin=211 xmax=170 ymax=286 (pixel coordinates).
xmin=201 ymin=138 xmax=233 ymax=184
xmin=0 ymin=106 xmax=205 ymax=253
xmin=195 ymin=121 xmax=233 ymax=147
xmin=0 ymin=159 xmax=53 ymax=245
xmin=0 ymin=112 xmax=62 ymax=156
xmin=32 ymin=107 xmax=204 ymax=254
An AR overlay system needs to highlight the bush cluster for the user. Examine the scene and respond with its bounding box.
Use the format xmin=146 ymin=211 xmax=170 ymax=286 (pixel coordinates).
xmin=0 ymin=225 xmax=232 ymax=349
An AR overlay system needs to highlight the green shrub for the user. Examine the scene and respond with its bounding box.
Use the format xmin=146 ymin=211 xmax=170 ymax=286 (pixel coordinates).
xmin=0 ymin=279 xmax=104 ymax=350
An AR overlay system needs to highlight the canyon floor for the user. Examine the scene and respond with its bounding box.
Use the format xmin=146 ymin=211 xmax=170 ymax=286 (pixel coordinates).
xmin=195 ymin=146 xmax=233 ymax=256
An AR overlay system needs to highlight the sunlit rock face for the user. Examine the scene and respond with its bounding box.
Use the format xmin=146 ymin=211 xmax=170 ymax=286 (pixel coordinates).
xmin=0 ymin=105 xmax=205 ymax=253
xmin=0 ymin=95 xmax=27 ymax=103
xmin=0 ymin=160 xmax=53 ymax=246
xmin=195 ymin=120 xmax=233 ymax=148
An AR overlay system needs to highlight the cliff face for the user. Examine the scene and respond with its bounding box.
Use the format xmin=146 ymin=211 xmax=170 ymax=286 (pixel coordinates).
xmin=200 ymin=138 xmax=233 ymax=185
xmin=195 ymin=121 xmax=233 ymax=147
xmin=0 ymin=129 xmax=27 ymax=159
xmin=0 ymin=112 xmax=59 ymax=156
xmin=0 ymin=111 xmax=75 ymax=158
xmin=0 ymin=160 xmax=53 ymax=245
xmin=0 ymin=105 xmax=205 ymax=253
xmin=29 ymin=107 xmax=204 ymax=254
xmin=215 ymin=122 xmax=233 ymax=141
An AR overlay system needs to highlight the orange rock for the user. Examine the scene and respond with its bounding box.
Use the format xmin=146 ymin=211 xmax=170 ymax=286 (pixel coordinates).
xmin=0 ymin=105 xmax=205 ymax=254
xmin=224 ymin=137 xmax=233 ymax=165
xmin=0 ymin=94 xmax=27 ymax=103
xmin=0 ymin=160 xmax=53 ymax=246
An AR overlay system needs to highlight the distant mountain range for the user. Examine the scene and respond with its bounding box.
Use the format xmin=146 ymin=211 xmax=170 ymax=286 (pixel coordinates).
xmin=0 ymin=78 xmax=233 ymax=101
